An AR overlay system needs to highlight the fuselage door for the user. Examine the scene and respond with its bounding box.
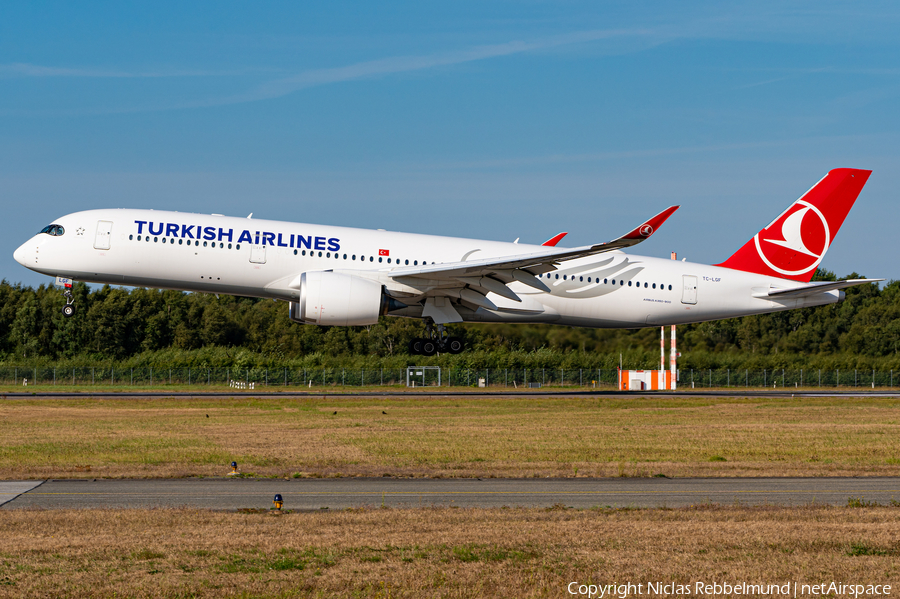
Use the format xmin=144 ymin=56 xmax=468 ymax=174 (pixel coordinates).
xmin=681 ymin=275 xmax=698 ymax=305
xmin=250 ymin=244 xmax=267 ymax=264
xmin=94 ymin=220 xmax=113 ymax=250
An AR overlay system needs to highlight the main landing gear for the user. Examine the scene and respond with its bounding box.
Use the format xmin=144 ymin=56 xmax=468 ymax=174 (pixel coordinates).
xmin=408 ymin=321 xmax=465 ymax=356
xmin=61 ymin=284 xmax=76 ymax=318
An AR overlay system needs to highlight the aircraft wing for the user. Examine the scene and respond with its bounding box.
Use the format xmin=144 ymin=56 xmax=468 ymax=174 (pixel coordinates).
xmin=389 ymin=205 xmax=679 ymax=283
xmin=384 ymin=206 xmax=678 ymax=315
xmin=764 ymin=278 xmax=883 ymax=299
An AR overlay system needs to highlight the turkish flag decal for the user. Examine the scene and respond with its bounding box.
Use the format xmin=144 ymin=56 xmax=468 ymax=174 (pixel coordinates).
xmin=379 ymin=249 xmax=390 ymax=256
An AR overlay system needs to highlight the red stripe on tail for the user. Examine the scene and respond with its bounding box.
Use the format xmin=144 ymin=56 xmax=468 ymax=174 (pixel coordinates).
xmin=715 ymin=168 xmax=871 ymax=282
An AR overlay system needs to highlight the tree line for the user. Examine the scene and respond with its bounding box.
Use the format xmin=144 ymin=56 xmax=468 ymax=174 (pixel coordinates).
xmin=0 ymin=269 xmax=898 ymax=370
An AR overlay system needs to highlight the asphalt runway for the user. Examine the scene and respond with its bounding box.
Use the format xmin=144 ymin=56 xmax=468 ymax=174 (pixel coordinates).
xmin=3 ymin=478 xmax=899 ymax=510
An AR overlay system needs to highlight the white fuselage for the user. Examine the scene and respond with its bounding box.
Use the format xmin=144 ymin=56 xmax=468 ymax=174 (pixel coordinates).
xmin=13 ymin=209 xmax=841 ymax=328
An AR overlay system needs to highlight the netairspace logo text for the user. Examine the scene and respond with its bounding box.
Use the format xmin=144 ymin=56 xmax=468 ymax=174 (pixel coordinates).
xmin=567 ymin=581 xmax=892 ymax=598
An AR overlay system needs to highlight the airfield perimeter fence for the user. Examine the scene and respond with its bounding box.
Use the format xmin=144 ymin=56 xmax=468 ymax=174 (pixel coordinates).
xmin=0 ymin=367 xmax=896 ymax=389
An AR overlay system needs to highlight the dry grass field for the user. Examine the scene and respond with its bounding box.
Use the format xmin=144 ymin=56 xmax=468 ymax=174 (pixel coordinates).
xmin=1 ymin=393 xmax=900 ymax=479
xmin=0 ymin=506 xmax=897 ymax=598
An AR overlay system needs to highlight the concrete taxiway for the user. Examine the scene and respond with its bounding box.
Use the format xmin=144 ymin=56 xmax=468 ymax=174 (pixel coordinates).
xmin=2 ymin=478 xmax=898 ymax=510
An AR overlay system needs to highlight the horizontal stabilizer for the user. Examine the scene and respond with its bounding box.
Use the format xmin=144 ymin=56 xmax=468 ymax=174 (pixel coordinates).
xmin=764 ymin=278 xmax=882 ymax=299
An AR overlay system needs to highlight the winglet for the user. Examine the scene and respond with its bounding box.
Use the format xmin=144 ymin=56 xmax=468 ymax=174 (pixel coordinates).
xmin=604 ymin=206 xmax=681 ymax=247
xmin=542 ymin=232 xmax=568 ymax=247
xmin=620 ymin=205 xmax=679 ymax=240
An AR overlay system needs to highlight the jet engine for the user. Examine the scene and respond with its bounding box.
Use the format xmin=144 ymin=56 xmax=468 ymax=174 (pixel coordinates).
xmin=288 ymin=271 xmax=400 ymax=326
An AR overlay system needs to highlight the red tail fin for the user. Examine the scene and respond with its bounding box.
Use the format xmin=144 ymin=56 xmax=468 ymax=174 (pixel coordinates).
xmin=715 ymin=168 xmax=871 ymax=282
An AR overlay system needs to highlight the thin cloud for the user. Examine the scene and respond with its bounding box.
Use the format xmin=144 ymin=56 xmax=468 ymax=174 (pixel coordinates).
xmin=0 ymin=27 xmax=667 ymax=115
xmin=415 ymin=134 xmax=883 ymax=171
xmin=192 ymin=27 xmax=664 ymax=107
xmin=0 ymin=62 xmax=279 ymax=78
xmin=733 ymin=68 xmax=832 ymax=90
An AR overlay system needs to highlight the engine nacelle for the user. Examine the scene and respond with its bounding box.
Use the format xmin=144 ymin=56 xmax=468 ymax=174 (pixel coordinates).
xmin=288 ymin=271 xmax=388 ymax=326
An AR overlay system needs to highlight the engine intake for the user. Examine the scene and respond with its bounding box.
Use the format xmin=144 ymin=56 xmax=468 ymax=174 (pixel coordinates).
xmin=288 ymin=271 xmax=397 ymax=326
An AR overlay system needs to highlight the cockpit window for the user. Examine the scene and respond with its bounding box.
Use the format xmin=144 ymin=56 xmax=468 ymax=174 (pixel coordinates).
xmin=39 ymin=224 xmax=65 ymax=236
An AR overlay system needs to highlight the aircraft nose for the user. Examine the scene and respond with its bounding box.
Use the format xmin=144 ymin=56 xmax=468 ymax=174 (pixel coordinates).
xmin=13 ymin=241 xmax=29 ymax=266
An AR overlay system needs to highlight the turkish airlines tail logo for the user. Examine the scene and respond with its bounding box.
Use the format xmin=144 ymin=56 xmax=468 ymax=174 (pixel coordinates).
xmin=716 ymin=168 xmax=871 ymax=282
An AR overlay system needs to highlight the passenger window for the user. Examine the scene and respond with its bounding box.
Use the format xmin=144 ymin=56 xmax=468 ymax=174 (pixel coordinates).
xmin=343 ymin=254 xmax=347 ymax=259
xmin=236 ymin=244 xmax=241 ymax=250
xmin=668 ymin=285 xmax=672 ymax=290
xmin=202 ymin=241 xmax=206 ymax=247
xmin=129 ymin=235 xmax=133 ymax=240
xmin=580 ymin=276 xmax=583 ymax=282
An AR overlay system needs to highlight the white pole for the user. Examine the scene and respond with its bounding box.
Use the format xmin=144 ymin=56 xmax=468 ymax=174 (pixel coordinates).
xmin=669 ymin=251 xmax=678 ymax=390
xmin=670 ymin=324 xmax=677 ymax=390
xmin=660 ymin=326 xmax=665 ymax=389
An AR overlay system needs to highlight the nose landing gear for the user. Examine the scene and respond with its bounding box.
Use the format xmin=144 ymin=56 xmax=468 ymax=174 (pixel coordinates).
xmin=408 ymin=321 xmax=465 ymax=355
xmin=61 ymin=283 xmax=76 ymax=318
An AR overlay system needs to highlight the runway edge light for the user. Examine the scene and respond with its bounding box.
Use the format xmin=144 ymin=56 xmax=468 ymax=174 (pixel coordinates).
xmin=273 ymin=494 xmax=283 ymax=510
xmin=229 ymin=461 xmax=238 ymax=476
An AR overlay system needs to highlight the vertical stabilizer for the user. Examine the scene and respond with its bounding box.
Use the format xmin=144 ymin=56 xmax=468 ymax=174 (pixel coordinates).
xmin=715 ymin=168 xmax=871 ymax=282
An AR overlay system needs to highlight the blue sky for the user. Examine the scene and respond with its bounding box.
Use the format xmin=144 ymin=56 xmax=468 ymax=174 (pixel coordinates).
xmin=2 ymin=1 xmax=899 ymax=288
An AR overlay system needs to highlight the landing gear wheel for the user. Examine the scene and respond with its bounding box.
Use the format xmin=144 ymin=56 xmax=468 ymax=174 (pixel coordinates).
xmin=446 ymin=336 xmax=464 ymax=354
xmin=409 ymin=338 xmax=424 ymax=355
xmin=421 ymin=340 xmax=438 ymax=356
xmin=62 ymin=304 xmax=76 ymax=318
